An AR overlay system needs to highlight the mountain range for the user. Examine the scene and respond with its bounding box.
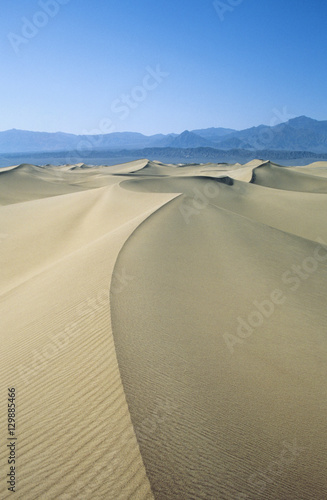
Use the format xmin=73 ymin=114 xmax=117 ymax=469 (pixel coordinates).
xmin=1 ymin=116 xmax=327 ymax=154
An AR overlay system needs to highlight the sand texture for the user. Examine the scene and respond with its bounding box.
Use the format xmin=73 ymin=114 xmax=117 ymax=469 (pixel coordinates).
xmin=0 ymin=160 xmax=326 ymax=499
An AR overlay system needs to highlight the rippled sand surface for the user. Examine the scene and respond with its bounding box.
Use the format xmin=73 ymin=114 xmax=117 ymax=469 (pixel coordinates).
xmin=0 ymin=160 xmax=326 ymax=499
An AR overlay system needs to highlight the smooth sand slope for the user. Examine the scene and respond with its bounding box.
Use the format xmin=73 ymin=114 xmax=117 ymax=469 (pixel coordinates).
xmin=0 ymin=160 xmax=326 ymax=499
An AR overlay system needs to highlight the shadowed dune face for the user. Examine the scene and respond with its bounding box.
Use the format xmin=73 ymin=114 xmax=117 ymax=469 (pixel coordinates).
xmin=0 ymin=160 xmax=327 ymax=499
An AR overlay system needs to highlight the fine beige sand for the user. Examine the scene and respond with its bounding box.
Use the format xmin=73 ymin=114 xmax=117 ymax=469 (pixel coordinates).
xmin=0 ymin=160 xmax=326 ymax=499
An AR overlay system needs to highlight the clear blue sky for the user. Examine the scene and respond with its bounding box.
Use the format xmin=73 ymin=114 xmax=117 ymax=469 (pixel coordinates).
xmin=1 ymin=0 xmax=326 ymax=135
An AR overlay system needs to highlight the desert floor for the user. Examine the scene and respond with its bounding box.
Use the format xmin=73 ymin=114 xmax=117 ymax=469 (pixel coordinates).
xmin=0 ymin=159 xmax=326 ymax=499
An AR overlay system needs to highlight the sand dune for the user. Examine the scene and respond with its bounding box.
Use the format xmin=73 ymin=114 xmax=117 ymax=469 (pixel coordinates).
xmin=251 ymin=161 xmax=327 ymax=192
xmin=0 ymin=160 xmax=326 ymax=499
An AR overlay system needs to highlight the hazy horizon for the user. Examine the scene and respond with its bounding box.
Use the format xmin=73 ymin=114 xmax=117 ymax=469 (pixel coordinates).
xmin=0 ymin=114 xmax=325 ymax=138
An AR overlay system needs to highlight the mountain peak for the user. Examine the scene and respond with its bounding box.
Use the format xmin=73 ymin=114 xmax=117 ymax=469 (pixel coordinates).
xmin=170 ymin=130 xmax=213 ymax=148
xmin=287 ymin=116 xmax=318 ymax=127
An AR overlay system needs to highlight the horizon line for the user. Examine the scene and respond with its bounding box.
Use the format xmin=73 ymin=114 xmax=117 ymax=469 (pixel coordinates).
xmin=0 ymin=115 xmax=322 ymax=137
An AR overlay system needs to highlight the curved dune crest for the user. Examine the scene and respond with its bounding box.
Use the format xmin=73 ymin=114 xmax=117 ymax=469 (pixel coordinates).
xmin=251 ymin=161 xmax=327 ymax=192
xmin=0 ymin=160 xmax=326 ymax=499
xmin=111 ymin=195 xmax=327 ymax=499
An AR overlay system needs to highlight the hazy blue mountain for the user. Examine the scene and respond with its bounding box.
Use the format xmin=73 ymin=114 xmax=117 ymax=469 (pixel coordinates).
xmin=168 ymin=130 xmax=215 ymax=148
xmin=83 ymin=131 xmax=161 ymax=149
xmin=213 ymin=136 xmax=254 ymax=150
xmin=192 ymin=127 xmax=236 ymax=141
xmin=1 ymin=117 xmax=327 ymax=154
xmin=215 ymin=116 xmax=327 ymax=152
xmin=0 ymin=129 xmax=78 ymax=153
xmin=149 ymin=133 xmax=179 ymax=147
xmin=0 ymin=129 xmax=177 ymax=153
xmin=286 ymin=116 xmax=323 ymax=129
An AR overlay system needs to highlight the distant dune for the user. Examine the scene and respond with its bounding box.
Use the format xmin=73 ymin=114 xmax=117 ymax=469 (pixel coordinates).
xmin=0 ymin=160 xmax=326 ymax=499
